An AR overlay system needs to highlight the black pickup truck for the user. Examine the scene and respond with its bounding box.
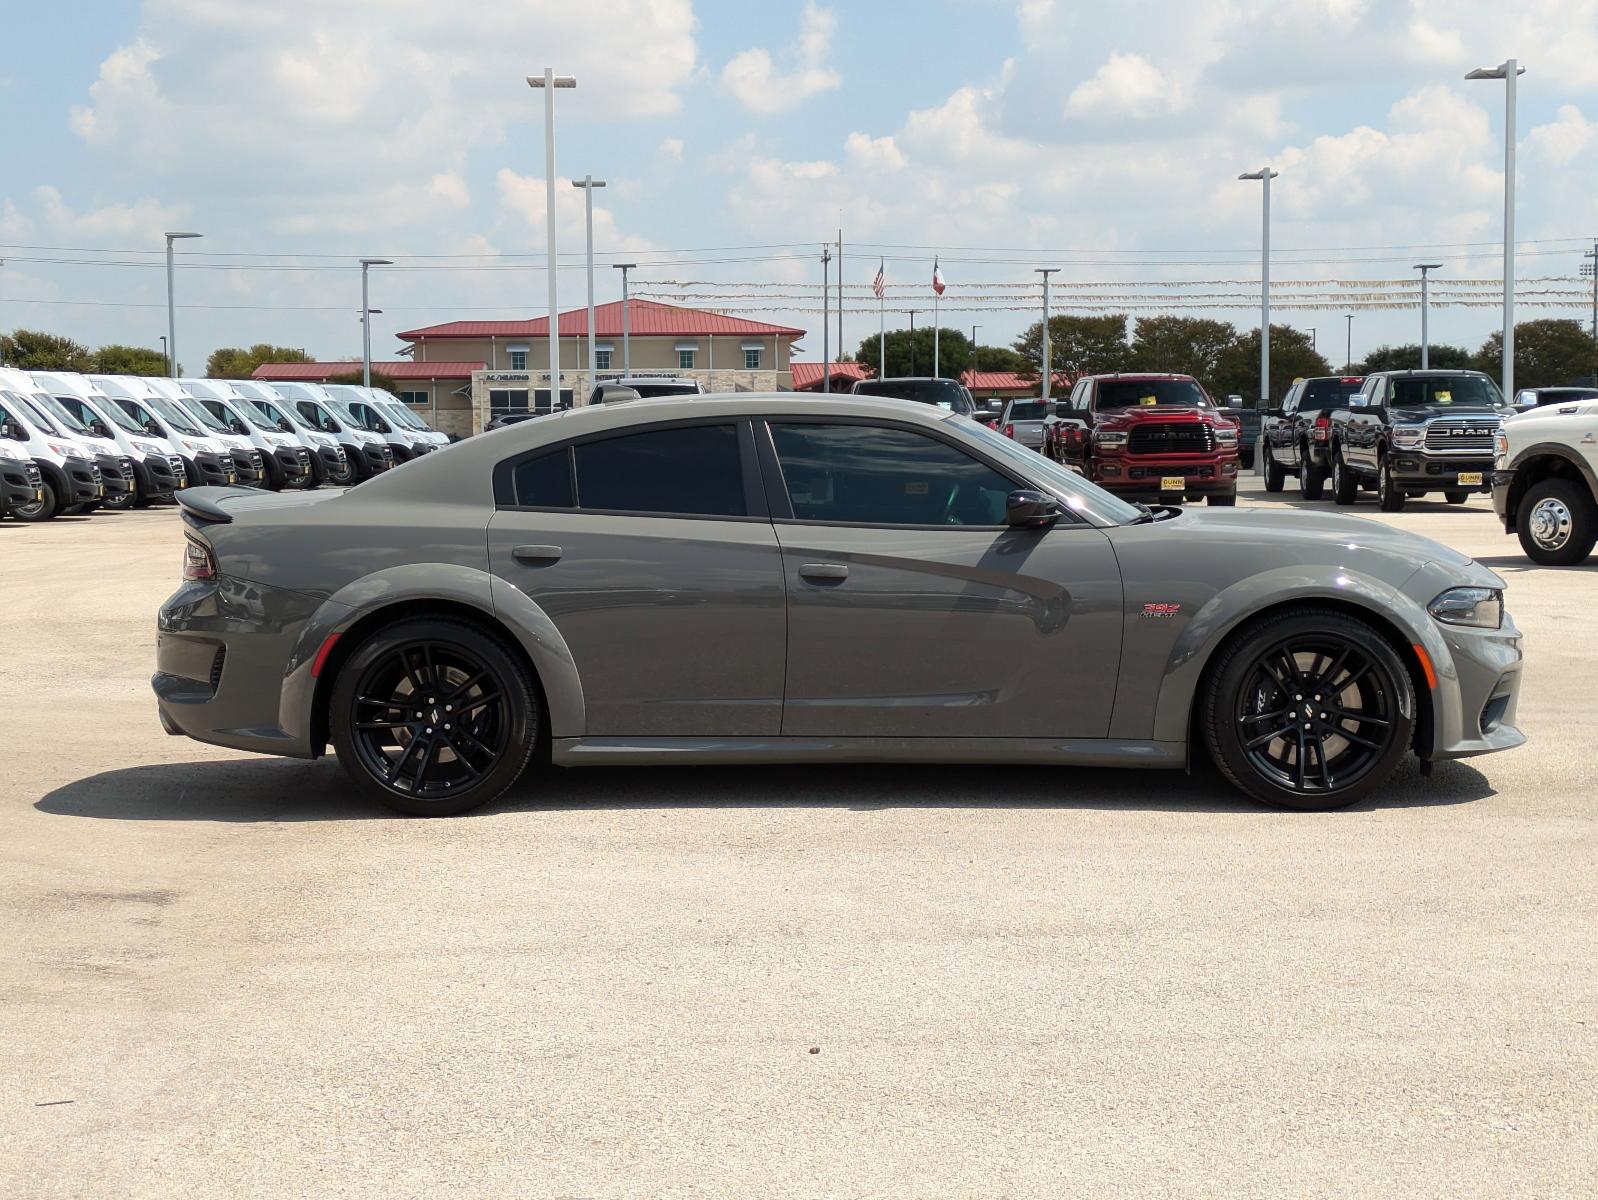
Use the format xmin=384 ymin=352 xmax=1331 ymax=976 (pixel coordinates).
xmin=1260 ymin=376 xmax=1365 ymax=498
xmin=1326 ymin=370 xmax=1510 ymax=511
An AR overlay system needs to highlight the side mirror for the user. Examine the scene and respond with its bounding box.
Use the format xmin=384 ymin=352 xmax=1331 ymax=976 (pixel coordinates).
xmin=277 ymin=419 xmax=293 ymax=433
xmin=144 ymin=419 xmax=162 ymax=435
xmin=229 ymin=418 xmax=246 ymax=435
xmin=0 ymin=420 xmax=20 ymax=441
xmin=322 ymin=418 xmax=337 ymax=433
xmin=1264 ymin=407 xmax=1284 ymax=419
xmin=1006 ymin=489 xmax=1062 ymax=528
xmin=90 ymin=418 xmax=111 ymax=438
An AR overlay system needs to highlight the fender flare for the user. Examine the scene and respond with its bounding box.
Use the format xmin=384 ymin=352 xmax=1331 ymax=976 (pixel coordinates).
xmin=1503 ymin=442 xmax=1598 ymax=522
xmin=277 ymin=562 xmax=586 ymax=751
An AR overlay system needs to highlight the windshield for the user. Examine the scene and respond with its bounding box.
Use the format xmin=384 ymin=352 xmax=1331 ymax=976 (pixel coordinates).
xmin=245 ymin=397 xmax=305 ymax=433
xmin=381 ymin=401 xmax=425 ymax=429
xmin=86 ymin=395 xmax=145 ymax=435
xmin=146 ymin=395 xmax=203 ymax=436
xmin=173 ymin=395 xmax=233 ymax=435
xmin=13 ymin=393 xmax=63 ymax=434
xmin=852 ymin=379 xmax=973 ymax=414
xmin=1519 ymin=388 xmax=1598 ymax=407
xmin=957 ymin=416 xmax=1143 ymax=525
xmin=1389 ymin=375 xmax=1504 ymax=409
xmin=218 ymin=398 xmax=275 ymax=433
xmin=1096 ymin=379 xmax=1212 ymax=410
xmin=1004 ymin=401 xmax=1047 ymax=421
xmin=31 ymin=392 xmax=94 ymax=436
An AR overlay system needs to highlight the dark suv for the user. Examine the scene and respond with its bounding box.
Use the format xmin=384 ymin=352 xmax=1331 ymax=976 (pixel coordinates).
xmin=1261 ymin=376 xmax=1365 ymax=498
xmin=849 ymin=377 xmax=977 ymax=416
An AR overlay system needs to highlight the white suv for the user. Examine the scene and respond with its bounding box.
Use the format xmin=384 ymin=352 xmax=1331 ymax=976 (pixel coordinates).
xmin=1492 ymin=397 xmax=1598 ymax=564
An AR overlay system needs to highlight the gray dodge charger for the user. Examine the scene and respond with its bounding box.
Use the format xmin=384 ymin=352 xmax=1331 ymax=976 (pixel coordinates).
xmin=155 ymin=394 xmax=1525 ymax=816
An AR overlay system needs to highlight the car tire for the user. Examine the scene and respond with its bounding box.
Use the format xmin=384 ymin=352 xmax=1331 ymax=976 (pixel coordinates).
xmin=1201 ymin=607 xmax=1415 ymax=811
xmin=1299 ymin=451 xmax=1326 ymax=500
xmin=1263 ymin=446 xmax=1286 ymax=492
xmin=9 ymin=480 xmax=57 ymax=521
xmin=1207 ymin=492 xmax=1237 ymax=506
xmin=1331 ymin=450 xmax=1357 ymax=505
xmin=1377 ymin=458 xmax=1406 ymax=512
xmin=328 ymin=457 xmax=358 ymax=487
xmin=1516 ymin=477 xmax=1598 ymax=566
xmin=330 ymin=617 xmax=541 ymax=817
xmin=103 ymin=482 xmax=138 ymax=510
xmin=1444 ymin=490 xmax=1470 ymax=505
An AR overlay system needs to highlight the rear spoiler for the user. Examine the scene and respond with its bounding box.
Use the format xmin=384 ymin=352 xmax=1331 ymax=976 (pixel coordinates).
xmin=175 ymin=486 xmax=236 ymax=524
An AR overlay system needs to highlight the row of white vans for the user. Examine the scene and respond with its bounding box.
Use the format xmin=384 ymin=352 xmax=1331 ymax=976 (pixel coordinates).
xmin=0 ymin=372 xmax=452 ymax=521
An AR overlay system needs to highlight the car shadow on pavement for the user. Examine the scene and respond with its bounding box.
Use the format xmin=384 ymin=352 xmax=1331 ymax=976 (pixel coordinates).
xmin=1242 ymin=492 xmax=1492 ymax=516
xmin=35 ymin=754 xmax=1496 ymax=823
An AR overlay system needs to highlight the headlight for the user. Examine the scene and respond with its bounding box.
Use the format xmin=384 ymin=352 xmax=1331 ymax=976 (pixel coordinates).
xmin=1429 ymin=586 xmax=1503 ymax=629
xmin=49 ymin=441 xmax=87 ymax=459
xmin=1214 ymin=425 xmax=1239 ymax=445
xmin=1095 ymin=430 xmax=1128 ymax=448
xmin=0 ymin=443 xmax=18 ymax=461
xmin=133 ymin=440 xmax=163 ymax=456
xmin=182 ymin=439 xmax=207 ymax=453
xmin=1391 ymin=426 xmax=1425 ymax=449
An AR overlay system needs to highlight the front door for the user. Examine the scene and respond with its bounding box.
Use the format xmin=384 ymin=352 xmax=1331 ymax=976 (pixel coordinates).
xmin=487 ymin=419 xmax=786 ymax=736
xmin=761 ymin=419 xmax=1123 ymax=739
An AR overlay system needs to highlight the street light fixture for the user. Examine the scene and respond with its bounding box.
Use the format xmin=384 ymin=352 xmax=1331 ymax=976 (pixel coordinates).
xmin=159 ymin=335 xmax=168 ymax=376
xmin=1035 ymin=268 xmax=1059 ymax=399
xmin=1466 ymin=59 xmax=1525 ymax=397
xmin=1239 ymin=168 xmax=1279 ymax=408
xmin=164 ymin=231 xmax=202 ymax=379
xmin=528 ymin=69 xmax=577 ymax=410
xmin=1413 ymin=263 xmax=1443 ymax=369
xmin=571 ymin=177 xmax=606 ymax=391
xmin=1344 ymin=313 xmax=1354 ymax=374
xmin=359 ymin=258 xmax=392 ymax=387
xmin=613 ymin=263 xmax=636 ymax=376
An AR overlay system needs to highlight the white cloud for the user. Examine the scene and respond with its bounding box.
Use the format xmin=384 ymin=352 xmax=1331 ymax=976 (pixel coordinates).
xmin=1065 ymin=53 xmax=1188 ymax=119
xmin=494 ymin=169 xmax=655 ymax=255
xmin=720 ymin=2 xmax=841 ymax=115
xmin=1527 ymin=104 xmax=1598 ymax=167
xmin=658 ymin=137 xmax=685 ymax=164
xmin=34 ymin=185 xmax=189 ymax=242
xmin=844 ymin=132 xmax=906 ymax=172
xmin=0 ymin=199 xmax=31 ymax=239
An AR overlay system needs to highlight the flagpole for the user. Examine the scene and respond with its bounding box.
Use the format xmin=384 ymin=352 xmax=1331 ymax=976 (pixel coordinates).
xmin=932 ymin=255 xmax=940 ymax=379
xmin=879 ymin=286 xmax=885 ymax=377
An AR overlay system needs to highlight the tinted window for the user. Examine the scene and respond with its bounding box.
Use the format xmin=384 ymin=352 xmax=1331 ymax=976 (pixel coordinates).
xmin=1300 ymin=378 xmax=1364 ymax=406
xmin=512 ymin=449 xmax=575 ymax=507
xmin=1095 ymin=379 xmax=1211 ymax=410
xmin=851 ymin=379 xmax=974 ymax=415
xmin=1005 ymin=401 xmax=1047 ymax=420
xmin=574 ymin=424 xmax=745 ymax=516
xmin=1388 ymin=375 xmax=1503 ymax=409
xmin=771 ymin=423 xmax=1013 ymax=526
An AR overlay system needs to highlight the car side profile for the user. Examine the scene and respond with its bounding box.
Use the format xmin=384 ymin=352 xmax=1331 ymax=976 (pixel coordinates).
xmin=156 ymin=394 xmax=1524 ymax=817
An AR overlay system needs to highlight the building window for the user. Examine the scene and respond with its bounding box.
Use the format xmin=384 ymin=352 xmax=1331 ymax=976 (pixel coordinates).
xmin=399 ymin=390 xmax=428 ymax=406
xmin=595 ymin=349 xmax=612 ymax=371
xmin=744 ymin=348 xmax=762 ymax=371
xmin=678 ymin=349 xmax=697 ymax=370
xmin=508 ymin=349 xmax=528 ymax=371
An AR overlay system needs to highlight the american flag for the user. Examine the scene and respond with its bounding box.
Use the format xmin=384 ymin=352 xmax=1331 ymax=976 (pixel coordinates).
xmin=872 ymin=260 xmax=885 ymax=300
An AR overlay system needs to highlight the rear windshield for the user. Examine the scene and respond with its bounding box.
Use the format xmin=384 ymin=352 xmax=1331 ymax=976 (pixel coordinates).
xmin=1005 ymin=401 xmax=1047 ymax=420
xmin=627 ymin=382 xmax=701 ymax=398
xmin=851 ymin=380 xmax=973 ymax=414
xmin=1301 ymin=378 xmax=1365 ymax=405
xmin=1095 ymin=379 xmax=1211 ymax=410
xmin=1388 ymin=375 xmax=1504 ymax=409
xmin=1521 ymin=388 xmax=1598 ymax=406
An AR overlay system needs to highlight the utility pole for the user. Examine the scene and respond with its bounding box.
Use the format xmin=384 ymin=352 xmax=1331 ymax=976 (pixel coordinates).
xmin=528 ymin=68 xmax=577 ymax=409
xmin=359 ymin=258 xmax=392 ymax=387
xmin=164 ymin=231 xmax=202 ymax=379
xmin=903 ymin=310 xmax=921 ymax=376
xmin=613 ymin=263 xmax=635 ymax=376
xmin=1466 ymin=58 xmax=1525 ymax=396
xmin=971 ymin=324 xmax=981 ymax=386
xmin=1583 ymin=243 xmax=1597 ymax=383
xmin=1413 ymin=263 xmax=1442 ymax=369
xmin=821 ymin=244 xmax=832 ymax=394
xmin=836 ymin=224 xmax=843 ymax=378
xmin=1344 ymin=314 xmax=1354 ymax=374
xmin=1239 ymin=168 xmax=1279 ymax=408
xmin=1308 ymin=327 xmax=1316 ymax=352
xmin=1035 ymin=268 xmax=1059 ymax=399
xmin=572 ymin=176 xmax=606 ymax=399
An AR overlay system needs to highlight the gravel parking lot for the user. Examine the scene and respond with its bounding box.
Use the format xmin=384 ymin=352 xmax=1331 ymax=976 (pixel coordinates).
xmin=3 ymin=480 xmax=1594 ymax=1198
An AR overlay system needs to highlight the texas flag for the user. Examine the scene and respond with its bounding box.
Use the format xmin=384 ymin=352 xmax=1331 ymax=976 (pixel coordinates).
xmin=932 ymin=258 xmax=946 ymax=295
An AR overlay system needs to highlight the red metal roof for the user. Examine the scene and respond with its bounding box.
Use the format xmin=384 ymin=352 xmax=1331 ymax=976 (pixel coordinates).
xmin=397 ymin=300 xmax=804 ymax=341
xmin=252 ymin=361 xmax=484 ymax=382
xmin=790 ymin=361 xmax=872 ymax=390
xmin=960 ymin=370 xmax=1069 ymax=392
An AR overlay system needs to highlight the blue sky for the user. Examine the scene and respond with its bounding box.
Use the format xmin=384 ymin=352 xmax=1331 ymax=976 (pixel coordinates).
xmin=4 ymin=0 xmax=1598 ymax=371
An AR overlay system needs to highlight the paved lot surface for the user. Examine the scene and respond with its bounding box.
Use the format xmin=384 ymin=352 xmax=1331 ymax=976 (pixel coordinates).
xmin=2 ymin=480 xmax=1594 ymax=1198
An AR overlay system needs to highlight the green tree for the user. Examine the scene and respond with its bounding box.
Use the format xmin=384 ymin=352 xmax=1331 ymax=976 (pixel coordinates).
xmin=327 ymin=369 xmax=400 ymax=394
xmin=1012 ymin=314 xmax=1129 ymax=380
xmin=92 ymin=344 xmax=170 ymax=376
xmin=971 ymin=344 xmax=1028 ymax=373
xmin=1127 ymin=316 xmax=1238 ymax=386
xmin=853 ymin=327 xmax=972 ymax=378
xmin=1356 ymin=343 xmax=1474 ymax=373
xmin=207 ymin=343 xmax=313 ymax=379
xmin=0 ymin=328 xmax=94 ymax=371
xmin=1474 ymin=319 xmax=1598 ymax=391
xmin=1211 ymin=325 xmax=1332 ymax=404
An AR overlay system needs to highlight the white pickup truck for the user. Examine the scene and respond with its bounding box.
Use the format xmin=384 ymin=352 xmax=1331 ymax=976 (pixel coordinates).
xmin=1491 ymin=397 xmax=1598 ymax=564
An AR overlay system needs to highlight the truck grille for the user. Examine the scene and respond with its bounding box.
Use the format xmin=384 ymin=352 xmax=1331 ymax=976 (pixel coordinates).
xmin=1128 ymin=423 xmax=1214 ymax=455
xmin=168 ymin=455 xmax=186 ymax=478
xmin=24 ymin=463 xmax=42 ymax=487
xmin=119 ymin=456 xmax=134 ymax=479
xmin=1424 ymin=421 xmax=1498 ymax=452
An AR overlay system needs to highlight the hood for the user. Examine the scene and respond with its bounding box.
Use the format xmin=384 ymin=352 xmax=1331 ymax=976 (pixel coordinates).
xmin=1507 ymin=398 xmax=1598 ymax=422
xmin=1096 ymin=406 xmax=1221 ymax=428
xmin=1386 ymin=405 xmax=1507 ymax=424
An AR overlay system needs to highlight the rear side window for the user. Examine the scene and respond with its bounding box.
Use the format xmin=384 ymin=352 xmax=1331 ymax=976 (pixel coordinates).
xmin=512 ymin=450 xmax=575 ymax=508
xmin=509 ymin=424 xmax=746 ymax=516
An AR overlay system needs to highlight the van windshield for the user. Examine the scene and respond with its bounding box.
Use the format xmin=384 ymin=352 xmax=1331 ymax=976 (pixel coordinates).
xmin=14 ymin=393 xmax=63 ymax=434
xmin=146 ymin=396 xmax=203 ymax=436
xmin=176 ymin=397 xmax=233 ymax=435
xmin=31 ymin=392 xmax=94 ymax=436
xmin=89 ymin=396 xmax=146 ymax=434
xmin=245 ymin=398 xmax=304 ymax=432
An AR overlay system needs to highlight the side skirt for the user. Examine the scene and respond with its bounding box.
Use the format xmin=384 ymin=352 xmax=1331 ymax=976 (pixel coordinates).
xmin=551 ymin=736 xmax=1187 ymax=769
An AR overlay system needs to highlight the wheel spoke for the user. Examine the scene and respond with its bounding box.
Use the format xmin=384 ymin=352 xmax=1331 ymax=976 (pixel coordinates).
xmin=354 ymin=719 xmax=405 ymax=731
xmin=1241 ymin=707 xmax=1293 ymax=725
xmin=437 ymin=731 xmax=484 ymax=779
xmin=1317 ymin=644 xmax=1352 ymax=690
xmin=1332 ymin=725 xmax=1386 ymax=752
xmin=1293 ymin=731 xmax=1309 ymax=790
xmin=397 ymin=648 xmax=428 ymax=699
xmin=1327 ymin=706 xmax=1390 ymax=728
xmin=411 ymin=736 xmax=437 ymax=786
xmin=1315 ymin=737 xmax=1335 ymax=788
xmin=1246 ymin=724 xmax=1295 ymax=750
xmin=445 ymin=668 xmax=488 ymax=700
xmin=451 ymin=723 xmax=498 ymax=762
xmin=387 ymin=736 xmax=422 ymax=782
xmin=458 ymin=690 xmax=501 ymax=714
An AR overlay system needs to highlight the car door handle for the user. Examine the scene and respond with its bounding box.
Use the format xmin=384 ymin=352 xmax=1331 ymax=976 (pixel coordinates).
xmin=798 ymin=562 xmax=849 ymax=582
xmin=512 ymin=544 xmax=562 ymax=563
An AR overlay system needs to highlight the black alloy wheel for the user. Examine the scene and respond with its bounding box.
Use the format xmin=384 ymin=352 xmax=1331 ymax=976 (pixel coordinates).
xmin=1331 ymin=450 xmax=1358 ymax=505
xmin=1377 ymin=457 xmax=1406 ymax=512
xmin=1263 ymin=445 xmax=1286 ymax=492
xmin=1202 ymin=608 xmax=1415 ymax=811
xmin=330 ymin=618 xmax=540 ymax=816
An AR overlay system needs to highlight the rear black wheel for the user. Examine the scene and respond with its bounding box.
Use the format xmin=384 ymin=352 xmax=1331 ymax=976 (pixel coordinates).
xmin=1377 ymin=457 xmax=1406 ymax=512
xmin=330 ymin=618 xmax=539 ymax=816
xmin=1263 ymin=445 xmax=1286 ymax=492
xmin=1202 ymin=608 xmax=1414 ymax=811
xmin=1331 ymin=450 xmax=1357 ymax=505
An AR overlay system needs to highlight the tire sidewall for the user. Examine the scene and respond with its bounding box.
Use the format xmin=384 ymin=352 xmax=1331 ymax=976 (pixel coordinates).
xmin=1517 ymin=478 xmax=1598 ymax=566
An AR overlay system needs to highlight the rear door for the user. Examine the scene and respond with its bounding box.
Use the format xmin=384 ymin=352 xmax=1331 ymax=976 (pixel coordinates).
xmin=487 ymin=418 xmax=786 ymax=737
xmin=759 ymin=417 xmax=1122 ymax=739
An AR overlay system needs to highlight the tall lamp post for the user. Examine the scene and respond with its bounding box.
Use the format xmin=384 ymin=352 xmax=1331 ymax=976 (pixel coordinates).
xmin=1413 ymin=263 xmax=1442 ymax=369
xmin=1239 ymin=168 xmax=1279 ymax=408
xmin=1035 ymin=268 xmax=1059 ymax=399
xmin=159 ymin=335 xmax=168 ymax=376
xmin=970 ymin=324 xmax=981 ymax=386
xmin=572 ymin=177 xmax=606 ymax=396
xmin=1467 ymin=59 xmax=1525 ymax=397
xmin=902 ymin=310 xmax=921 ymax=375
xmin=613 ymin=263 xmax=636 ymax=376
xmin=164 ymin=231 xmax=202 ymax=378
xmin=527 ymin=69 xmax=576 ymax=409
xmin=359 ymin=258 xmax=392 ymax=387
xmin=1344 ymin=313 xmax=1354 ymax=374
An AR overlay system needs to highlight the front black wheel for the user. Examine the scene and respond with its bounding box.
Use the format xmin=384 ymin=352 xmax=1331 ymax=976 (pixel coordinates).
xmin=1202 ymin=609 xmax=1415 ymax=811
xmin=330 ymin=618 xmax=540 ymax=816
xmin=327 ymin=456 xmax=358 ymax=487
xmin=1263 ymin=445 xmax=1286 ymax=492
xmin=1516 ymin=477 xmax=1598 ymax=565
xmin=9 ymin=480 xmax=57 ymax=521
xmin=1444 ymin=490 xmax=1470 ymax=505
xmin=1299 ymin=450 xmax=1326 ymax=500
xmin=1377 ymin=458 xmax=1406 ymax=512
xmin=1207 ymin=491 xmax=1237 ymax=506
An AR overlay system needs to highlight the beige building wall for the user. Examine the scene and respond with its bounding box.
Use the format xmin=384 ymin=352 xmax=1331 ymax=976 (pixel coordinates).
xmin=413 ymin=333 xmax=793 ymax=379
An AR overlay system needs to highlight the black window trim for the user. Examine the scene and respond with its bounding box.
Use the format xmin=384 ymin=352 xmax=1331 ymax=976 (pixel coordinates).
xmin=754 ymin=413 xmax=1088 ymax=531
xmin=493 ymin=415 xmax=768 ymax=522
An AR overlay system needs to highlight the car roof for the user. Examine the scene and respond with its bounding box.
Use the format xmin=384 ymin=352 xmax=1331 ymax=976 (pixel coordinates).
xmin=1082 ymin=373 xmax=1197 ymax=382
xmin=1367 ymin=369 xmax=1487 ymax=378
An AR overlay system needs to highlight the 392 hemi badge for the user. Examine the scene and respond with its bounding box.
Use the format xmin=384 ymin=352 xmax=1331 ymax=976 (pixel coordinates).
xmin=1141 ymin=602 xmax=1182 ymax=619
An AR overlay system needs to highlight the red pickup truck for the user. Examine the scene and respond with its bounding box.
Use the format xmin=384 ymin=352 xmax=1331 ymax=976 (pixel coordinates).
xmin=1041 ymin=373 xmax=1241 ymax=505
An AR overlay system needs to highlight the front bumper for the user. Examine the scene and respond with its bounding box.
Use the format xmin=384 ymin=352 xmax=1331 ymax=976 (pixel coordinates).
xmin=1490 ymin=468 xmax=1515 ymax=531
xmin=270 ymin=444 xmax=315 ymax=485
xmin=2 ymin=460 xmax=41 ymax=511
xmin=1386 ymin=453 xmax=1494 ymax=493
xmin=133 ymin=454 xmax=181 ymax=500
xmin=1429 ymin=608 xmax=1526 ymax=760
xmin=95 ymin=453 xmax=136 ymax=498
xmin=230 ymin=447 xmax=268 ymax=488
xmin=63 ymin=459 xmax=104 ymax=504
xmin=1092 ymin=455 xmax=1240 ymax=500
xmin=186 ymin=451 xmax=235 ymax=488
xmin=356 ymin=443 xmax=394 ymax=477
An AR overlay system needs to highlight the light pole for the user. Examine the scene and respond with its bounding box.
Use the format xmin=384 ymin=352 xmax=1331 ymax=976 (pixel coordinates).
xmin=971 ymin=324 xmax=981 ymax=385
xmin=903 ymin=309 xmax=921 ymax=375
xmin=1582 ymin=244 xmax=1597 ymax=383
xmin=1035 ymin=268 xmax=1059 ymax=399
xmin=159 ymin=335 xmax=168 ymax=376
xmin=1239 ymin=168 xmax=1279 ymax=407
xmin=1413 ymin=263 xmax=1442 ymax=369
xmin=572 ymin=176 xmax=606 ymax=397
xmin=1308 ymin=327 xmax=1317 ymax=352
xmin=821 ymin=244 xmax=832 ymax=393
xmin=1344 ymin=313 xmax=1354 ymax=374
xmin=164 ymin=231 xmax=202 ymax=378
xmin=1467 ymin=58 xmax=1525 ymax=397
xmin=613 ymin=263 xmax=635 ymax=376
xmin=528 ymin=68 xmax=576 ymax=409
xmin=359 ymin=258 xmax=392 ymax=387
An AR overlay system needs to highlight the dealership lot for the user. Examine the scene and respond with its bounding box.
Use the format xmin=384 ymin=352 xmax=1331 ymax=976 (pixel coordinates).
xmin=2 ymin=482 xmax=1594 ymax=1197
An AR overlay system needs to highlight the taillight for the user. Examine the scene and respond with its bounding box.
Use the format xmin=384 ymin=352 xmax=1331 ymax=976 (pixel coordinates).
xmin=1003 ymin=423 xmax=1015 ymax=438
xmin=1313 ymin=414 xmax=1330 ymax=442
xmin=182 ymin=536 xmax=216 ymax=581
